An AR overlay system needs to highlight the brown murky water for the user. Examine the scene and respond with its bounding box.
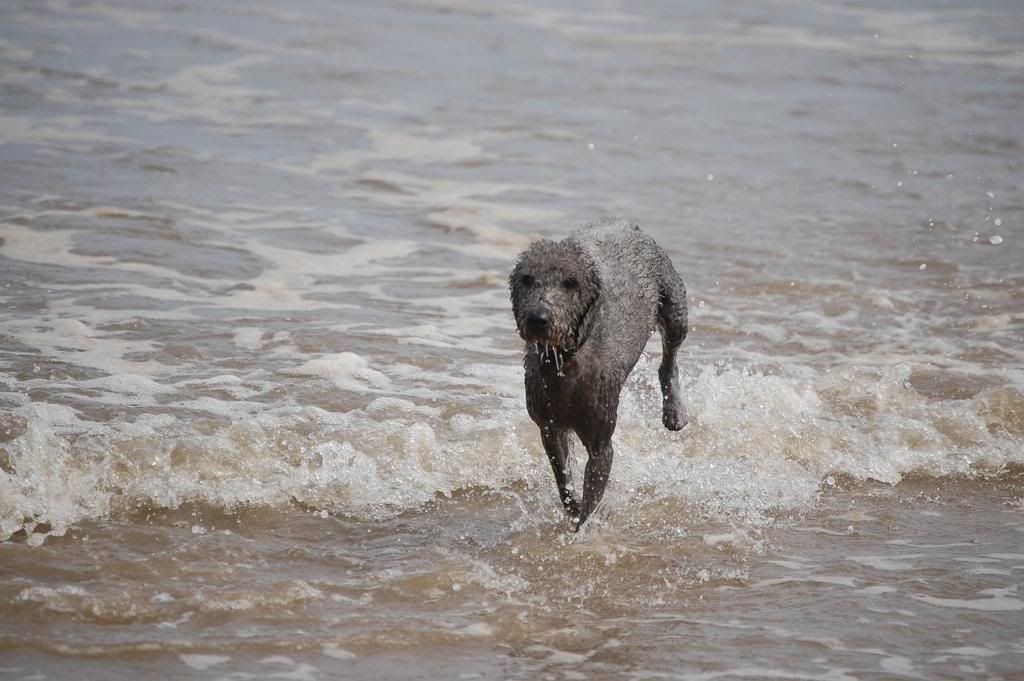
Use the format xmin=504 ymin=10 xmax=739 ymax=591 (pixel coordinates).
xmin=1 ymin=1 xmax=1022 ymax=679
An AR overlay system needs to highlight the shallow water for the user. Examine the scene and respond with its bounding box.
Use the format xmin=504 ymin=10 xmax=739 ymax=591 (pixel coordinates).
xmin=1 ymin=0 xmax=1022 ymax=679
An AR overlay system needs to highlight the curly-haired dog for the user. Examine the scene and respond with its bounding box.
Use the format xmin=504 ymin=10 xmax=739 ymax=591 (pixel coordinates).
xmin=510 ymin=219 xmax=688 ymax=530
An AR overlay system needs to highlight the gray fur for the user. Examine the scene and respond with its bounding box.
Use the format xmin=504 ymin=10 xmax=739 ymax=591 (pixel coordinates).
xmin=509 ymin=219 xmax=688 ymax=530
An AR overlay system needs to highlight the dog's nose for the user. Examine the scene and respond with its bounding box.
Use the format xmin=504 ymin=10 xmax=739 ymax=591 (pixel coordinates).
xmin=526 ymin=309 xmax=550 ymax=334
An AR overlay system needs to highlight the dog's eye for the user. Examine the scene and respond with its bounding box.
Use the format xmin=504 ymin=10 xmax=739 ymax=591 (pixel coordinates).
xmin=520 ymin=274 xmax=535 ymax=287
xmin=562 ymin=277 xmax=579 ymax=290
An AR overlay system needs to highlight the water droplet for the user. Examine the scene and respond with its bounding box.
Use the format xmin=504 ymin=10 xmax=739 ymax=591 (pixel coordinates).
xmin=994 ymin=218 xmax=1002 ymax=226
xmin=698 ymin=300 xmax=706 ymax=308
xmin=989 ymin=235 xmax=1003 ymax=245
xmin=919 ymin=263 xmax=927 ymax=270
xmin=706 ymin=174 xmax=714 ymax=181
xmin=986 ymin=191 xmax=995 ymax=198
xmin=587 ymin=142 xmax=595 ymax=150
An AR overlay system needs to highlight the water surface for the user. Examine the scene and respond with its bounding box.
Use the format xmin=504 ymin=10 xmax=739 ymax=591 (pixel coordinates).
xmin=1 ymin=1 xmax=1022 ymax=679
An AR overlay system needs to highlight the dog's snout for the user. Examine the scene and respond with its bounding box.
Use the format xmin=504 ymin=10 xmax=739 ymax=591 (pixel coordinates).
xmin=526 ymin=309 xmax=551 ymax=333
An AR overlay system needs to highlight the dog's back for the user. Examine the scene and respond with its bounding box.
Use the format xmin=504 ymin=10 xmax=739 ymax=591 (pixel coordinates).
xmin=568 ymin=219 xmax=671 ymax=375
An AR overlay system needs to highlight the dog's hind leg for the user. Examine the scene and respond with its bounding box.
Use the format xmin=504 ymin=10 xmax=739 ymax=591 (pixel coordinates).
xmin=657 ymin=259 xmax=688 ymax=431
xmin=541 ymin=426 xmax=580 ymax=519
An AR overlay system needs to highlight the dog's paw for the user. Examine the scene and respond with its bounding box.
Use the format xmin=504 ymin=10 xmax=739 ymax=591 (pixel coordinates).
xmin=662 ymin=405 xmax=688 ymax=431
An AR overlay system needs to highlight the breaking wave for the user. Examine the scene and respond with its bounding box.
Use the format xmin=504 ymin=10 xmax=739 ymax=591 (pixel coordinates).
xmin=3 ymin=354 xmax=1021 ymax=543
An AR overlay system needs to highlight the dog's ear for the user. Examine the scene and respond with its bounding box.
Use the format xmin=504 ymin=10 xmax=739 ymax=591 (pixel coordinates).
xmin=585 ymin=258 xmax=602 ymax=302
xmin=508 ymin=258 xmax=523 ymax=297
xmin=574 ymin=287 xmax=599 ymax=348
xmin=572 ymin=250 xmax=601 ymax=348
xmin=571 ymin=243 xmax=601 ymax=303
xmin=509 ymin=249 xmax=538 ymax=303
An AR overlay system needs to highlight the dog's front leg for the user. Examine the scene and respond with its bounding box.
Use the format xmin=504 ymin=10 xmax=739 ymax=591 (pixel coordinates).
xmin=540 ymin=425 xmax=580 ymax=519
xmin=658 ymin=361 xmax=688 ymax=431
xmin=576 ymin=439 xmax=613 ymax=531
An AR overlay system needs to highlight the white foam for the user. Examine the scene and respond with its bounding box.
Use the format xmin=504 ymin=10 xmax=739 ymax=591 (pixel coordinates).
xmin=911 ymin=593 xmax=1024 ymax=612
xmin=81 ymin=374 xmax=174 ymax=398
xmin=0 ymin=403 xmax=110 ymax=540
xmin=524 ymin=645 xmax=589 ymax=665
xmin=879 ymin=656 xmax=916 ymax=676
xmin=18 ymin=584 xmax=88 ymax=603
xmin=703 ymin=533 xmax=739 ymax=546
xmin=220 ymin=238 xmax=420 ymax=311
xmin=849 ymin=555 xmax=923 ymax=572
xmin=753 ymin=576 xmax=859 ymax=589
xmin=459 ymin=623 xmax=495 ymax=637
xmin=179 ymin=655 xmax=230 ymax=671
xmin=942 ymin=646 xmax=1000 ymax=657
xmin=255 ymin=657 xmax=319 ymax=681
xmin=7 ymin=315 xmax=167 ymax=378
xmin=3 ymin=353 xmax=1023 ymax=542
xmin=0 ymin=223 xmax=81 ymax=267
xmin=232 ymin=328 xmax=266 ymax=350
xmin=321 ymin=644 xmax=357 ymax=659
xmin=366 ymin=397 xmax=441 ymax=418
xmin=371 ymin=321 xmax=516 ymax=357
xmin=281 ymin=352 xmax=391 ymax=391
xmin=859 ymin=586 xmax=898 ymax=595
xmin=0 ymin=114 xmax=133 ymax=147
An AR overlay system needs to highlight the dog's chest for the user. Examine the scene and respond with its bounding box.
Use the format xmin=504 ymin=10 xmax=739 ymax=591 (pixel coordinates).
xmin=525 ymin=358 xmax=616 ymax=430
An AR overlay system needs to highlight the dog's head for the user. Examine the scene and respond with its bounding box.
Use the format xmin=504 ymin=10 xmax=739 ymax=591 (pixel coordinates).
xmin=509 ymin=238 xmax=601 ymax=351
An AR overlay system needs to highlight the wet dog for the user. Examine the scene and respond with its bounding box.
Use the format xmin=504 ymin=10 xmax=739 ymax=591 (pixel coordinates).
xmin=509 ymin=219 xmax=688 ymax=529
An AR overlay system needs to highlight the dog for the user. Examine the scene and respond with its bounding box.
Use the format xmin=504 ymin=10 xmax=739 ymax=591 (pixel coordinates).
xmin=509 ymin=218 xmax=688 ymax=530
